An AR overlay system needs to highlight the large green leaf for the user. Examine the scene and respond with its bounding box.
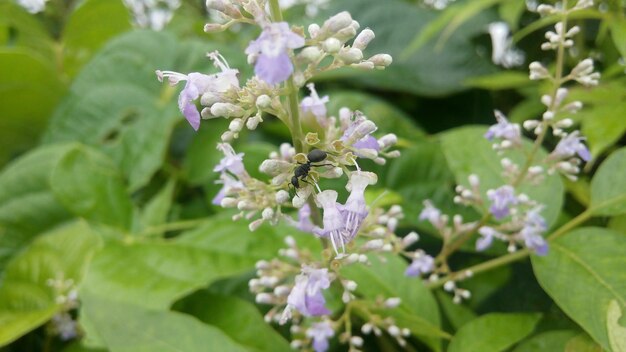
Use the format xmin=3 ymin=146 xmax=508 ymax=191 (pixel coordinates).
xmin=341 ymin=254 xmax=448 ymax=351
xmin=61 ymin=0 xmax=132 ymax=78
xmin=512 ymin=330 xmax=578 ymax=352
xmin=82 ymin=293 xmax=247 ymax=352
xmin=0 ymin=144 xmax=75 ymax=268
xmin=447 ymin=313 xmax=542 ymax=352
xmin=319 ymin=0 xmax=497 ymax=96
xmin=0 ymin=222 xmax=100 ymax=346
xmin=0 ymin=49 xmax=66 ymax=165
xmin=590 ymin=147 xmax=626 ymax=216
xmin=175 ymin=291 xmax=291 ymax=352
xmin=532 ymin=227 xmax=626 ymax=351
xmin=50 ymin=145 xmax=134 ymax=230
xmin=0 ymin=1 xmax=56 ymax=60
xmin=441 ymin=126 xmax=564 ymax=227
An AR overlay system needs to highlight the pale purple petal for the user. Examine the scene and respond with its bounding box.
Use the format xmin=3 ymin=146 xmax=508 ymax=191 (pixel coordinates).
xmin=487 ymin=185 xmax=517 ymax=220
xmin=405 ymin=255 xmax=434 ymax=277
xmin=307 ymin=321 xmax=334 ymax=352
xmin=255 ymin=52 xmax=293 ymax=85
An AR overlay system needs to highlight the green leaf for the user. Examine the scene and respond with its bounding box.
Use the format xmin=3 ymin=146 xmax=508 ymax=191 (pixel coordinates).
xmin=447 ymin=313 xmax=542 ymax=352
xmin=590 ymin=147 xmax=626 ymax=216
xmin=61 ymin=0 xmax=132 ymax=78
xmin=532 ymin=227 xmax=626 ymax=350
xmin=0 ymin=144 xmax=74 ymax=268
xmin=81 ymin=293 xmax=247 ymax=352
xmin=80 ymin=215 xmax=286 ymax=310
xmin=564 ymin=333 xmax=603 ymax=352
xmin=138 ymin=179 xmax=176 ymax=233
xmin=0 ymin=2 xmax=56 ymax=60
xmin=441 ymin=126 xmax=564 ymax=227
xmin=341 ymin=254 xmax=448 ymax=351
xmin=607 ymin=300 xmax=626 ymax=352
xmin=320 ymin=0 xmax=496 ymax=96
xmin=175 ymin=291 xmax=291 ymax=352
xmin=464 ymin=72 xmax=533 ymax=90
xmin=43 ymin=31 xmax=188 ymax=191
xmin=182 ymin=119 xmax=230 ymax=185
xmin=50 ymin=145 xmax=134 ymax=230
xmin=609 ymin=18 xmax=626 ymax=59
xmin=0 ymin=222 xmax=100 ymax=346
xmin=0 ymin=49 xmax=66 ymax=165
xmin=512 ymin=330 xmax=578 ymax=352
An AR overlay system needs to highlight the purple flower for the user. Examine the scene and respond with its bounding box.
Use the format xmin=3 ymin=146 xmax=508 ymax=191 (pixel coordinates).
xmin=476 ymin=226 xmax=499 ymax=251
xmin=405 ymin=253 xmax=435 ymax=277
xmin=301 ymin=83 xmax=329 ymax=123
xmin=485 ymin=110 xmax=521 ymax=143
xmin=553 ymin=131 xmax=590 ymax=162
xmin=419 ymin=200 xmax=441 ymax=225
xmin=287 ymin=266 xmax=331 ymax=317
xmin=156 ymin=54 xmax=239 ymax=130
xmin=314 ymin=190 xmax=348 ymax=255
xmin=285 ymin=203 xmax=317 ymax=233
xmin=487 ymin=185 xmax=518 ymax=220
xmin=211 ymin=173 xmax=243 ymax=205
xmin=214 ymin=143 xmax=246 ymax=176
xmin=245 ymin=22 xmax=304 ymax=85
xmin=520 ymin=207 xmax=548 ymax=255
xmin=341 ymin=172 xmax=376 ymax=240
xmin=306 ymin=321 xmax=334 ymax=352
xmin=51 ymin=313 xmax=78 ymax=341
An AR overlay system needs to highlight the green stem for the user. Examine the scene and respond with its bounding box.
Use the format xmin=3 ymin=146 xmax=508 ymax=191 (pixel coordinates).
xmin=141 ymin=218 xmax=208 ymax=236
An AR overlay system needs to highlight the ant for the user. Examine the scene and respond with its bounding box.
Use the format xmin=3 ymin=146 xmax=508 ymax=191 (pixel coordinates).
xmin=290 ymin=149 xmax=332 ymax=192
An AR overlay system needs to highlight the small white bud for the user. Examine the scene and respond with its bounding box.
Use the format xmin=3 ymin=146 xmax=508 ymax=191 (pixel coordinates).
xmin=368 ymin=53 xmax=393 ymax=67
xmin=220 ymin=197 xmax=238 ymax=207
xmin=229 ymin=118 xmax=243 ymax=132
xmin=299 ymin=46 xmax=323 ymax=63
xmin=364 ymin=239 xmax=384 ymax=250
xmin=444 ymin=281 xmax=456 ymax=292
xmin=382 ymin=244 xmax=393 ymax=252
xmin=353 ymin=28 xmax=375 ymax=50
xmin=402 ymin=328 xmax=411 ymax=337
xmin=468 ymin=174 xmax=480 ymax=187
xmin=361 ymin=323 xmax=373 ymax=334
xmin=388 ymin=325 xmax=401 ymax=337
xmin=256 ymin=94 xmax=272 ymax=109
xmin=248 ymin=219 xmax=264 ymax=232
xmin=402 ymin=232 xmax=420 ymax=247
xmin=384 ymin=297 xmax=402 ymax=308
xmin=246 ymin=115 xmax=262 ymax=130
xmin=523 ymin=120 xmax=539 ymax=130
xmin=323 ymin=11 xmax=353 ymax=33
xmin=338 ymin=47 xmax=364 ymax=64
xmin=255 ymin=293 xmax=274 ymax=304
xmin=275 ymin=190 xmax=290 ymax=204
xmin=262 ymin=207 xmax=274 ymax=220
xmin=204 ymin=23 xmax=223 ymax=33
xmin=308 ymin=23 xmax=320 ymax=38
xmin=345 ymin=280 xmax=358 ymax=291
xmin=211 ymin=103 xmax=245 ymax=117
xmin=358 ymin=254 xmax=368 ymax=263
xmin=322 ymin=37 xmax=342 ymax=54
xmin=350 ymin=336 xmax=364 ymax=347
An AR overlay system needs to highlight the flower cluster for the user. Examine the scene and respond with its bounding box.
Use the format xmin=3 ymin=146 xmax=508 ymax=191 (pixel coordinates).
xmin=402 ymin=0 xmax=596 ymax=304
xmin=46 ymin=274 xmax=80 ymax=340
xmin=123 ymin=0 xmax=181 ymax=30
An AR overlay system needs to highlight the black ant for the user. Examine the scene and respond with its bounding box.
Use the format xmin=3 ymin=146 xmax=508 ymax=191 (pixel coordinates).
xmin=290 ymin=149 xmax=332 ymax=192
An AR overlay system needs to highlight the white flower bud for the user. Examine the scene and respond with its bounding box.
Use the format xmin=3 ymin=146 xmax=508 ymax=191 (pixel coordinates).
xmin=350 ymin=336 xmax=364 ymax=347
xmin=444 ymin=281 xmax=456 ymax=292
xmin=368 ymin=53 xmax=393 ymax=67
xmin=385 ymin=150 xmax=401 ymax=158
xmin=246 ymin=115 xmax=262 ymax=130
xmin=351 ymin=61 xmax=375 ymax=70
xmin=255 ymin=293 xmax=274 ymax=304
xmin=384 ymin=297 xmax=402 ymax=308
xmin=256 ymin=94 xmax=272 ymax=109
xmin=248 ymin=219 xmax=264 ymax=231
xmin=378 ymin=134 xmax=397 ymax=149
xmin=523 ymin=120 xmax=539 ymax=130
xmin=262 ymin=207 xmax=274 ymax=220
xmin=259 ymin=159 xmax=291 ymax=176
xmin=358 ymin=254 xmax=368 ymax=263
xmin=204 ymin=23 xmax=223 ymax=33
xmin=211 ymin=103 xmax=245 ymax=117
xmin=220 ymin=197 xmax=238 ymax=207
xmin=308 ymin=23 xmax=320 ymax=38
xmin=402 ymin=232 xmax=419 ymax=247
xmin=346 ymin=253 xmax=360 ymax=264
xmin=275 ymin=190 xmax=290 ymax=204
xmin=274 ymin=285 xmax=291 ymax=297
xmin=364 ymin=239 xmax=384 ymax=250
xmin=338 ymin=47 xmax=364 ymax=64
xmin=255 ymin=260 xmax=270 ymax=270
xmin=322 ymin=37 xmax=342 ymax=53
xmin=299 ymin=46 xmax=323 ymax=63
xmin=353 ymin=29 xmax=375 ymax=50
xmin=362 ymin=323 xmax=373 ymax=334
xmin=345 ymin=280 xmax=358 ymax=291
xmin=388 ymin=325 xmax=401 ymax=337
xmin=229 ymin=118 xmax=244 ymax=132
xmin=324 ymin=11 xmax=353 ymax=33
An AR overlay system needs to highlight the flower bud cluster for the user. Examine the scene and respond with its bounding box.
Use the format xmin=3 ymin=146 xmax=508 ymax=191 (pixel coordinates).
xmin=46 ymin=274 xmax=80 ymax=340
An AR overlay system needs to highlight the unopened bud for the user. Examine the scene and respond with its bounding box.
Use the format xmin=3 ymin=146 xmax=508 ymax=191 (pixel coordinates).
xmin=256 ymin=94 xmax=272 ymax=109
xmin=248 ymin=219 xmax=264 ymax=231
xmin=275 ymin=190 xmax=290 ymax=204
xmin=323 ymin=11 xmax=353 ymax=33
xmin=204 ymin=23 xmax=224 ymax=33
xmin=299 ymin=46 xmax=323 ymax=63
xmin=345 ymin=280 xmax=358 ymax=291
xmin=353 ymin=28 xmax=375 ymax=50
xmin=246 ymin=115 xmax=262 ymax=130
xmin=364 ymin=239 xmax=384 ymax=250
xmin=211 ymin=103 xmax=244 ymax=117
xmin=255 ymin=293 xmax=274 ymax=304
xmin=350 ymin=336 xmax=364 ymax=347
xmin=384 ymin=297 xmax=402 ymax=308
xmin=402 ymin=232 xmax=419 ymax=247
xmin=368 ymin=53 xmax=393 ymax=67
xmin=338 ymin=47 xmax=363 ymax=64
xmin=308 ymin=23 xmax=320 ymax=38
xmin=322 ymin=38 xmax=342 ymax=53
xmin=229 ymin=118 xmax=243 ymax=132
xmin=388 ymin=325 xmax=401 ymax=337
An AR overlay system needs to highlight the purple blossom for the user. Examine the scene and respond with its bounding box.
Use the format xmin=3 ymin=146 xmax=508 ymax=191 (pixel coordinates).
xmin=306 ymin=321 xmax=334 ymax=352
xmin=341 ymin=172 xmax=376 ymax=241
xmin=476 ymin=226 xmax=498 ymax=251
xmin=301 ymin=83 xmax=329 ymax=123
xmin=285 ymin=203 xmax=316 ymax=233
xmin=340 ymin=115 xmax=380 ymax=154
xmin=487 ymin=185 xmax=518 ymax=220
xmin=520 ymin=207 xmax=548 ymax=255
xmin=287 ymin=266 xmax=331 ymax=317
xmin=245 ymin=22 xmax=304 ymax=85
xmin=405 ymin=254 xmax=435 ymax=277
xmin=314 ymin=190 xmax=349 ymax=255
xmin=51 ymin=313 xmax=78 ymax=340
xmin=484 ymin=110 xmax=521 ymax=143
xmin=419 ymin=200 xmax=441 ymax=225
xmin=211 ymin=173 xmax=243 ymax=205
xmin=156 ymin=55 xmax=239 ymax=130
xmin=553 ymin=131 xmax=590 ymax=162
xmin=214 ymin=143 xmax=246 ymax=176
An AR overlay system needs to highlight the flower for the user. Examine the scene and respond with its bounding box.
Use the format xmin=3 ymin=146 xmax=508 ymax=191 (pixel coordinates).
xmin=245 ymin=22 xmax=305 ymax=84
xmin=340 ymin=113 xmax=380 ymax=158
xmin=419 ymin=200 xmax=442 ymax=226
xmin=314 ymin=190 xmax=349 ymax=254
xmin=476 ymin=226 xmax=499 ymax=251
xmin=520 ymin=207 xmax=548 ymax=255
xmin=553 ymin=131 xmax=590 ymax=162
xmin=488 ymin=22 xmax=524 ymax=68
xmin=487 ymin=185 xmax=518 ymax=220
xmin=341 ymin=172 xmax=376 ymax=240
xmin=214 ymin=143 xmax=246 ymax=176
xmin=156 ymin=53 xmax=239 ymax=130
xmin=485 ymin=110 xmax=521 ymax=143
xmin=51 ymin=313 xmax=78 ymax=340
xmin=405 ymin=253 xmax=435 ymax=277
xmin=17 ymin=0 xmax=47 ymax=13
xmin=123 ymin=0 xmax=181 ymax=30
xmin=301 ymin=83 xmax=329 ymax=122
xmin=212 ymin=172 xmax=243 ymax=205
xmin=286 ymin=266 xmax=331 ymax=316
xmin=285 ymin=203 xmax=317 ymax=233
xmin=306 ymin=321 xmax=335 ymax=352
